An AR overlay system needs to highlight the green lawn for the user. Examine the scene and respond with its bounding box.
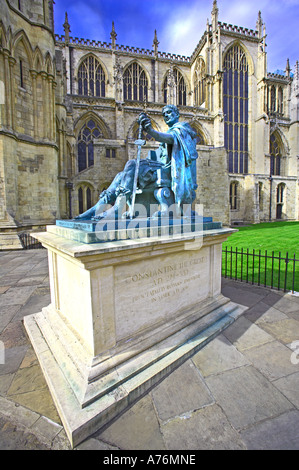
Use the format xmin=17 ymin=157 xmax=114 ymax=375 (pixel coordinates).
xmin=222 ymin=221 xmax=299 ymax=292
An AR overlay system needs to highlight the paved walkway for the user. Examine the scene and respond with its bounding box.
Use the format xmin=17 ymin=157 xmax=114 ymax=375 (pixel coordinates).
xmin=0 ymin=249 xmax=299 ymax=450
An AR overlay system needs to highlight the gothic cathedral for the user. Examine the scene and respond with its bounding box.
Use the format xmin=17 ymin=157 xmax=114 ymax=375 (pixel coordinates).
xmin=0 ymin=0 xmax=298 ymax=248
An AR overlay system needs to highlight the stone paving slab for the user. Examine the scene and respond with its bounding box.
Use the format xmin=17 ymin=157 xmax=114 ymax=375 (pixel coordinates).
xmin=151 ymin=360 xmax=214 ymax=421
xmin=96 ymin=395 xmax=166 ymax=450
xmin=0 ymin=415 xmax=50 ymax=450
xmin=0 ymin=250 xmax=299 ymax=450
xmin=192 ymin=333 xmax=250 ymax=377
xmin=273 ymin=372 xmax=299 ymax=409
xmin=244 ymin=301 xmax=288 ymax=324
xmin=205 ymin=366 xmax=294 ymax=430
xmin=240 ymin=410 xmax=299 ymax=450
xmin=222 ymin=316 xmax=274 ymax=351
xmin=240 ymin=340 xmax=299 ymax=382
xmin=160 ymin=404 xmax=246 ymax=450
xmin=259 ymin=319 xmax=299 ymax=345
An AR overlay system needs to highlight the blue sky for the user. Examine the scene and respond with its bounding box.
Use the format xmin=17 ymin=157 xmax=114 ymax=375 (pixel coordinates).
xmin=54 ymin=0 xmax=299 ymax=73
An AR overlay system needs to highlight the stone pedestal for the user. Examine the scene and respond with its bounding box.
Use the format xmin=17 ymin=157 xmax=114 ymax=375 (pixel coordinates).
xmin=24 ymin=225 xmax=246 ymax=447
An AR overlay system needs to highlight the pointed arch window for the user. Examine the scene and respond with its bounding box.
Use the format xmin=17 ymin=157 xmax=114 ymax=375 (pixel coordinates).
xmin=123 ymin=63 xmax=148 ymax=102
xmin=77 ymin=119 xmax=103 ymax=172
xmin=176 ymin=69 xmax=187 ymax=106
xmin=163 ymin=68 xmax=187 ymax=106
xmin=194 ymin=58 xmax=206 ymax=107
xmin=223 ymin=45 xmax=249 ymax=174
xmin=190 ymin=123 xmax=206 ymax=145
xmin=78 ymin=185 xmax=93 ymax=215
xmin=270 ymin=133 xmax=282 ymax=176
xmin=78 ymin=56 xmax=106 ymax=97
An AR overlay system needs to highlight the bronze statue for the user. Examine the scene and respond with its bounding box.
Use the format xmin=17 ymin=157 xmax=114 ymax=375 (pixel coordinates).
xmin=75 ymin=105 xmax=198 ymax=220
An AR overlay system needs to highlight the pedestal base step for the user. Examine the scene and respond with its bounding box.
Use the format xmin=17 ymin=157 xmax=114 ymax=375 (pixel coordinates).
xmin=24 ymin=300 xmax=246 ymax=448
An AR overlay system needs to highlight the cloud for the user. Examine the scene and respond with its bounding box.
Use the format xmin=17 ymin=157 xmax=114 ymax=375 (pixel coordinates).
xmin=159 ymin=2 xmax=211 ymax=55
xmin=54 ymin=0 xmax=298 ymax=71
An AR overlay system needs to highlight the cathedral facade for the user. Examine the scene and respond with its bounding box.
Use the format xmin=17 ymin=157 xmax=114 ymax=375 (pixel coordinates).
xmin=0 ymin=0 xmax=298 ymax=248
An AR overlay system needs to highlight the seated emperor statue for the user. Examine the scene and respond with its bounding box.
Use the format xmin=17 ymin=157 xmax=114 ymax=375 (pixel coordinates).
xmin=75 ymin=104 xmax=198 ymax=220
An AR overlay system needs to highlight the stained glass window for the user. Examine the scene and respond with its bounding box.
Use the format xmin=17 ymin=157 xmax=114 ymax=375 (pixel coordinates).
xmin=123 ymin=63 xmax=148 ymax=102
xmin=223 ymin=45 xmax=249 ymax=174
xmin=77 ymin=119 xmax=102 ymax=172
xmin=78 ymin=56 xmax=106 ymax=97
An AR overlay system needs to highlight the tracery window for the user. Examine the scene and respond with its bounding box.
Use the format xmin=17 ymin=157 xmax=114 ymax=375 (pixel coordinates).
xmin=162 ymin=68 xmax=187 ymax=106
xmin=194 ymin=58 xmax=206 ymax=107
xmin=123 ymin=63 xmax=148 ymax=101
xmin=77 ymin=119 xmax=103 ymax=172
xmin=78 ymin=56 xmax=106 ymax=97
xmin=223 ymin=45 xmax=249 ymax=174
xmin=270 ymin=133 xmax=282 ymax=176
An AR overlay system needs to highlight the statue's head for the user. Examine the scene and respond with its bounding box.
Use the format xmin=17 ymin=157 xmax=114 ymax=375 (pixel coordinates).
xmin=162 ymin=105 xmax=180 ymax=127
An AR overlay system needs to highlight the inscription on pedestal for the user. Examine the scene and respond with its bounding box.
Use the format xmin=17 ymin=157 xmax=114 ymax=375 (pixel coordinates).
xmin=114 ymin=247 xmax=210 ymax=340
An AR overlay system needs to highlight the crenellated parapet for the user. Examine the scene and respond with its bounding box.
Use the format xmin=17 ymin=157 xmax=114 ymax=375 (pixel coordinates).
xmin=55 ymin=34 xmax=191 ymax=64
xmin=218 ymin=22 xmax=259 ymax=39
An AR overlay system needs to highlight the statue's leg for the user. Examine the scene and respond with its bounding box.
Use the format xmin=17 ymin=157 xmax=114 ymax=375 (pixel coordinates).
xmin=92 ymin=161 xmax=136 ymax=220
xmin=74 ymin=205 xmax=96 ymax=220
xmin=92 ymin=189 xmax=130 ymax=220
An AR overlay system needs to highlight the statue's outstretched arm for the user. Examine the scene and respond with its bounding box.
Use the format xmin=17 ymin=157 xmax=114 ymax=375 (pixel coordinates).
xmin=139 ymin=114 xmax=174 ymax=145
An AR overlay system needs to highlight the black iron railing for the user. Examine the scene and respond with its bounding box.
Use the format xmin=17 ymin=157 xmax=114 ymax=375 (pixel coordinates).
xmin=19 ymin=233 xmax=44 ymax=250
xmin=222 ymin=246 xmax=299 ymax=293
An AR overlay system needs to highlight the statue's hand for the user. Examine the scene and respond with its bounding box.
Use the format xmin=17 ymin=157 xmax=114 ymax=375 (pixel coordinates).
xmin=138 ymin=113 xmax=151 ymax=130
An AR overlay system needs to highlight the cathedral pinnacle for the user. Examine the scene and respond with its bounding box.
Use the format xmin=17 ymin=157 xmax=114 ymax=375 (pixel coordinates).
xmin=286 ymin=58 xmax=291 ymax=78
xmin=211 ymin=0 xmax=219 ymax=32
xmin=153 ymin=30 xmax=159 ymax=56
xmin=256 ymin=11 xmax=263 ymax=38
xmin=63 ymin=12 xmax=71 ymax=43
xmin=110 ymin=21 xmax=117 ymax=49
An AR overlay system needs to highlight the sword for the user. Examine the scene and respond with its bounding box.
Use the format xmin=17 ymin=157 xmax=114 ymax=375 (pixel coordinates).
xmin=129 ymin=118 xmax=146 ymax=219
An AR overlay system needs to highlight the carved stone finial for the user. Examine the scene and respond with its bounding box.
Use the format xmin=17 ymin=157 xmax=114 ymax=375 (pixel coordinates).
xmin=63 ymin=12 xmax=71 ymax=44
xmin=211 ymin=0 xmax=219 ymax=34
xmin=111 ymin=21 xmax=117 ymax=49
xmin=153 ymin=30 xmax=159 ymax=56
xmin=256 ymin=10 xmax=263 ymax=38
xmin=286 ymin=58 xmax=291 ymax=78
